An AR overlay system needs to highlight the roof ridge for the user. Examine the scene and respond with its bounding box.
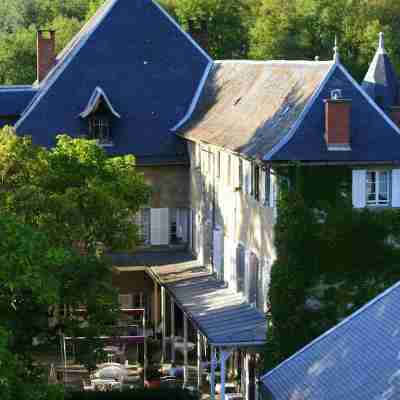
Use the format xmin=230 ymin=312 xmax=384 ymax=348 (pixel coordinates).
xmin=214 ymin=60 xmax=334 ymax=65
xmin=261 ymin=280 xmax=400 ymax=381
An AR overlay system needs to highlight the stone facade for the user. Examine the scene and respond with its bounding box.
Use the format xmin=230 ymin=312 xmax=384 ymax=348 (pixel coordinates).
xmin=188 ymin=141 xmax=277 ymax=312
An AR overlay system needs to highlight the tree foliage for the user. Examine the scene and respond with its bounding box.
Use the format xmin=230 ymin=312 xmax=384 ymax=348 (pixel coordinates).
xmin=0 ymin=128 xmax=151 ymax=395
xmin=265 ymin=166 xmax=400 ymax=371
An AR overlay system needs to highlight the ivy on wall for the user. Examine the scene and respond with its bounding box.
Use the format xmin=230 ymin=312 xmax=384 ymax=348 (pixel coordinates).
xmin=264 ymin=166 xmax=400 ymax=371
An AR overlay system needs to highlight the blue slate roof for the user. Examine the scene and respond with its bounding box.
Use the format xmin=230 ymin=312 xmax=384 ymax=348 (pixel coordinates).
xmin=261 ymin=281 xmax=400 ymax=400
xmin=362 ymin=33 xmax=399 ymax=111
xmin=12 ymin=0 xmax=211 ymax=165
xmin=0 ymin=86 xmax=37 ymax=117
xmin=269 ymin=62 xmax=400 ymax=162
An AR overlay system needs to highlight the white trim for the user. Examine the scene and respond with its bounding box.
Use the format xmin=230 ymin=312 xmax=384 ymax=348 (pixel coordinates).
xmin=15 ymin=0 xmax=120 ymax=130
xmin=171 ymin=61 xmax=213 ymax=131
xmin=263 ymin=62 xmax=337 ymax=160
xmin=152 ymin=0 xmax=212 ymax=63
xmin=261 ymin=280 xmax=400 ymax=382
xmin=337 ymin=63 xmax=400 ymax=135
xmin=79 ymin=86 xmax=121 ymax=119
xmin=0 ymin=86 xmax=37 ymax=92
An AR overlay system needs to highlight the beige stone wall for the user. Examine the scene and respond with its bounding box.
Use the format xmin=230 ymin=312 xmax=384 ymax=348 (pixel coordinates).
xmin=137 ymin=165 xmax=190 ymax=209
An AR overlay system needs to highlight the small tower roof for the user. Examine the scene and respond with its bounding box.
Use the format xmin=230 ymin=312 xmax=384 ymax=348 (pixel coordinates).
xmin=362 ymin=32 xmax=399 ymax=110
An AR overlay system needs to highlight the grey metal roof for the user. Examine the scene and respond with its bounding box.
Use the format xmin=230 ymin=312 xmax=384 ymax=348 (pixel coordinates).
xmin=150 ymin=258 xmax=267 ymax=346
xmin=179 ymin=60 xmax=333 ymax=159
xmin=261 ymin=281 xmax=400 ymax=400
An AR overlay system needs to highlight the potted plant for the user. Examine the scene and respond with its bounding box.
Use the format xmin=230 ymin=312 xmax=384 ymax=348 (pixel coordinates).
xmin=144 ymin=364 xmax=162 ymax=389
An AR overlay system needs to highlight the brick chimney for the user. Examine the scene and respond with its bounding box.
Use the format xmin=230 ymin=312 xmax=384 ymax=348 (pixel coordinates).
xmin=390 ymin=106 xmax=400 ymax=127
xmin=324 ymin=89 xmax=352 ymax=151
xmin=37 ymin=30 xmax=56 ymax=83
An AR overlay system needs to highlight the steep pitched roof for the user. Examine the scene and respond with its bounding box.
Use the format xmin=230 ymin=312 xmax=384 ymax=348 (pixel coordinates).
xmin=271 ymin=63 xmax=400 ymax=162
xmin=14 ymin=0 xmax=211 ymax=164
xmin=362 ymin=33 xmax=399 ymax=111
xmin=261 ymin=281 xmax=400 ymax=400
xmin=0 ymin=86 xmax=38 ymax=117
xmin=178 ymin=60 xmax=334 ymax=159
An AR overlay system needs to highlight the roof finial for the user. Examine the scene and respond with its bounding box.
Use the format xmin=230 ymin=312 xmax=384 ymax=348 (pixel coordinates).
xmin=378 ymin=32 xmax=386 ymax=54
xmin=333 ymin=35 xmax=340 ymax=63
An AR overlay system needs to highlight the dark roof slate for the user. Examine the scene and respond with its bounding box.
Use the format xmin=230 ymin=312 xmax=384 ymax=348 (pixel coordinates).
xmin=0 ymin=87 xmax=37 ymax=117
xmin=271 ymin=64 xmax=400 ymax=162
xmin=13 ymin=0 xmax=210 ymax=164
xmin=362 ymin=34 xmax=399 ymax=111
xmin=261 ymin=281 xmax=400 ymax=400
xmin=179 ymin=60 xmax=333 ymax=159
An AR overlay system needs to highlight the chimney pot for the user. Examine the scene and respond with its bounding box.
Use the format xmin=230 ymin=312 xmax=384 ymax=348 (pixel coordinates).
xmin=324 ymin=94 xmax=352 ymax=151
xmin=37 ymin=30 xmax=56 ymax=83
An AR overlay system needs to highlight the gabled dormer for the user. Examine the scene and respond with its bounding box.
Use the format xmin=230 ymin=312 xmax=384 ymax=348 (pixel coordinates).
xmin=79 ymin=87 xmax=121 ymax=146
xmin=362 ymin=32 xmax=399 ymax=112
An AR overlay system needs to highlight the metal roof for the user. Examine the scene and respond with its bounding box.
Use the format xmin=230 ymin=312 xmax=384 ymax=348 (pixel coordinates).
xmin=0 ymin=86 xmax=37 ymax=117
xmin=261 ymin=281 xmax=400 ymax=400
xmin=150 ymin=257 xmax=267 ymax=346
xmin=179 ymin=60 xmax=333 ymax=159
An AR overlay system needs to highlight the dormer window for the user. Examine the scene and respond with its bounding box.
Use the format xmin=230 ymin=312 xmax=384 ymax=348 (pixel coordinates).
xmin=79 ymin=86 xmax=121 ymax=146
xmin=89 ymin=114 xmax=111 ymax=145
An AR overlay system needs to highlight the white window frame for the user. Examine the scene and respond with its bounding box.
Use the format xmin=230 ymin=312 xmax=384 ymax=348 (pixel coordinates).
xmin=366 ymin=170 xmax=391 ymax=207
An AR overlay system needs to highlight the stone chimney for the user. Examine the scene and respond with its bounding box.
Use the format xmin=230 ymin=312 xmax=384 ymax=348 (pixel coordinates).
xmin=324 ymin=89 xmax=352 ymax=151
xmin=37 ymin=30 xmax=56 ymax=83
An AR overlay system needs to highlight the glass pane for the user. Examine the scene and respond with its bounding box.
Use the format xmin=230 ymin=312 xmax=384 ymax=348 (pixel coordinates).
xmin=378 ymin=172 xmax=390 ymax=204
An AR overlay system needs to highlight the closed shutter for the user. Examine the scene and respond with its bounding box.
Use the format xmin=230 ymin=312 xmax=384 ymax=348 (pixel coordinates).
xmin=244 ymin=161 xmax=252 ymax=194
xmin=260 ymin=169 xmax=265 ymax=204
xmin=213 ymin=228 xmax=224 ymax=279
xmin=392 ymin=169 xmax=400 ymax=207
xmin=352 ymin=170 xmax=366 ymax=208
xmin=151 ymin=208 xmax=169 ymax=245
xmin=269 ymin=170 xmax=276 ymax=209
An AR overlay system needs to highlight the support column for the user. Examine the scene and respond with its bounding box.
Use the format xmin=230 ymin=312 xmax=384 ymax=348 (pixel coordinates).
xmin=170 ymin=299 xmax=176 ymax=363
xmin=183 ymin=314 xmax=189 ymax=387
xmin=161 ymin=286 xmax=166 ymax=364
xmin=197 ymin=331 xmax=202 ymax=391
xmin=210 ymin=346 xmax=217 ymax=400
xmin=143 ymin=311 xmax=148 ymax=382
xmin=220 ymin=349 xmax=233 ymax=400
xmin=153 ymin=281 xmax=159 ymax=332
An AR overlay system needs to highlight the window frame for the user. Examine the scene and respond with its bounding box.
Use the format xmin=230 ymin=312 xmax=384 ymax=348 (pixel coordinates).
xmin=89 ymin=115 xmax=112 ymax=145
xmin=366 ymin=170 xmax=391 ymax=207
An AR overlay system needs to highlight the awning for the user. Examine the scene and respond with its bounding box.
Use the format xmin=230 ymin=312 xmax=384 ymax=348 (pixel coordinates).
xmin=150 ymin=256 xmax=267 ymax=347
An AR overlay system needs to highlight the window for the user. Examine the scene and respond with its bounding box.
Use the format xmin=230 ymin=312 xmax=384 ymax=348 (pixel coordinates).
xmin=89 ymin=116 xmax=112 ymax=144
xmin=264 ymin=168 xmax=271 ymax=206
xmin=170 ymin=208 xmax=189 ymax=244
xmin=238 ymin=159 xmax=243 ymax=190
xmin=236 ymin=245 xmax=246 ymax=294
xmin=366 ymin=171 xmax=391 ymax=206
xmin=134 ymin=208 xmax=150 ymax=244
xmin=254 ymin=165 xmax=260 ymax=201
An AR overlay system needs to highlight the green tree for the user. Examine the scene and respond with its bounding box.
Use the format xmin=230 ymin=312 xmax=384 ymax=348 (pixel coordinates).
xmin=161 ymin=0 xmax=250 ymax=59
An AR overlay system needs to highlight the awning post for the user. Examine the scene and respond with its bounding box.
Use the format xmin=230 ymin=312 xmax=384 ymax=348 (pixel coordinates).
xmin=171 ymin=298 xmax=176 ymax=363
xmin=161 ymin=286 xmax=166 ymax=363
xmin=220 ymin=348 xmax=233 ymax=400
xmin=197 ymin=331 xmax=202 ymax=391
xmin=183 ymin=313 xmax=189 ymax=386
xmin=210 ymin=346 xmax=217 ymax=400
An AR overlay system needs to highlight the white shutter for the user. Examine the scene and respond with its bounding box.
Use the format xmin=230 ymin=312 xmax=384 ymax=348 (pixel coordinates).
xmin=244 ymin=161 xmax=251 ymax=194
xmin=352 ymin=170 xmax=366 ymax=208
xmin=151 ymin=208 xmax=169 ymax=245
xmin=260 ymin=169 xmax=266 ymax=204
xmin=270 ymin=171 xmax=277 ymax=209
xmin=392 ymin=169 xmax=400 ymax=207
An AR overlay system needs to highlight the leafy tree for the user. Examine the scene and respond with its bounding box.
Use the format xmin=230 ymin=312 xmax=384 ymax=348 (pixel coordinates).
xmin=161 ymin=0 xmax=250 ymax=59
xmin=0 ymin=129 xmax=151 ymax=253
